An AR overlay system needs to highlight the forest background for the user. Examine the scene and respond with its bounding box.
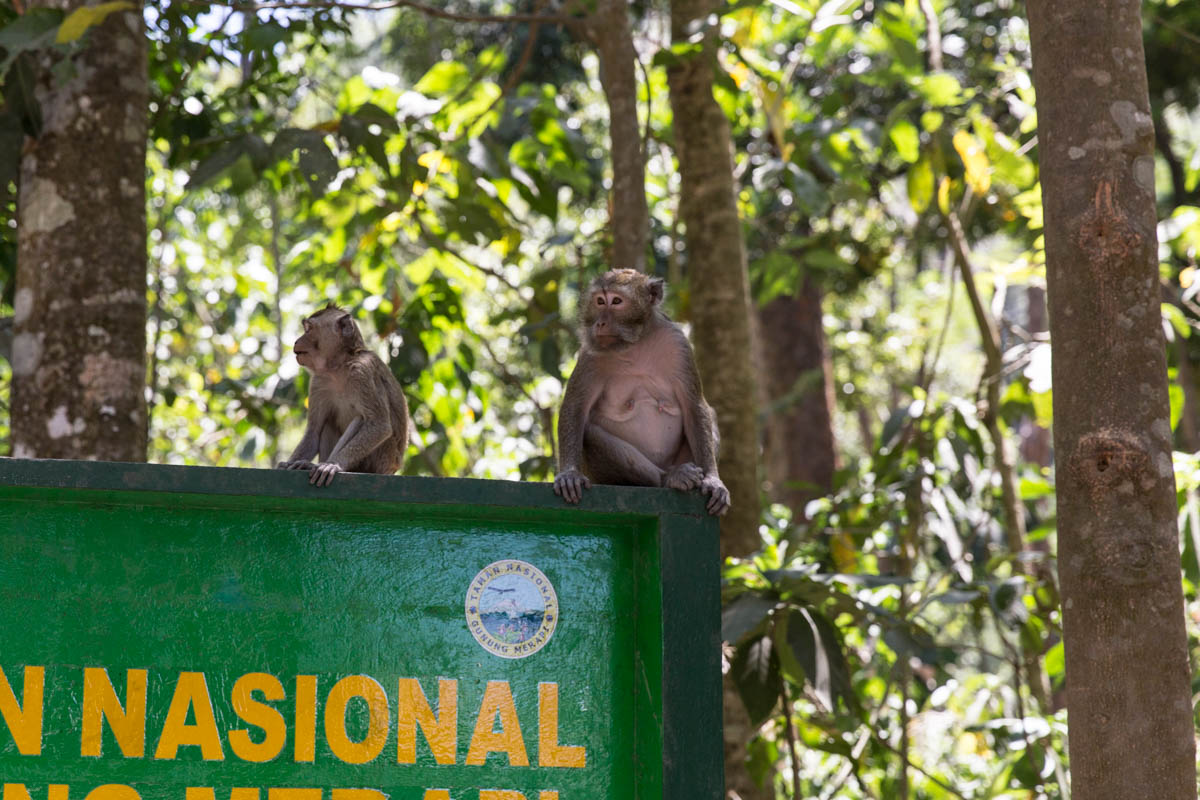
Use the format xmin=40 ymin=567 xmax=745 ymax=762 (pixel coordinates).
xmin=0 ymin=0 xmax=1199 ymax=797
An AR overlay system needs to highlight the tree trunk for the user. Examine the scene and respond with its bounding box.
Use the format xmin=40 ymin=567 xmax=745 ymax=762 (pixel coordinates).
xmin=591 ymin=0 xmax=648 ymax=272
xmin=1027 ymin=2 xmax=1196 ymax=797
xmin=759 ymin=278 xmax=838 ymax=515
xmin=10 ymin=1 xmax=148 ymax=462
xmin=666 ymin=3 xmax=764 ymax=799
xmin=667 ymin=0 xmax=761 ymax=564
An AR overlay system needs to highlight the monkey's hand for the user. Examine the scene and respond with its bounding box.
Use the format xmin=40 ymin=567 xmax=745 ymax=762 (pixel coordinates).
xmin=553 ymin=468 xmax=591 ymax=504
xmin=700 ymin=475 xmax=731 ymax=516
xmin=310 ymin=462 xmax=344 ymax=487
xmin=278 ymin=460 xmax=316 ymax=470
xmin=663 ymin=462 xmax=703 ymax=491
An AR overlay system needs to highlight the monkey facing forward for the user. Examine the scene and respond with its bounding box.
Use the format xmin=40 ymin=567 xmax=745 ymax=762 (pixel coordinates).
xmin=276 ymin=304 xmax=409 ymax=486
xmin=553 ymin=269 xmax=731 ymax=515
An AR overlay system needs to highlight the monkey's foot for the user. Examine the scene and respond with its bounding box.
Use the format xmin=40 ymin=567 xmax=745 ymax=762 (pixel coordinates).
xmin=663 ymin=462 xmax=703 ymax=491
xmin=553 ymin=469 xmax=591 ymax=504
xmin=310 ymin=462 xmax=344 ymax=487
xmin=278 ymin=460 xmax=316 ymax=470
xmin=700 ymin=475 xmax=731 ymax=516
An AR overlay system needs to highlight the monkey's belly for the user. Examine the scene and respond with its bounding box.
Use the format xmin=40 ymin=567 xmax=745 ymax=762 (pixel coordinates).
xmin=595 ymin=397 xmax=684 ymax=468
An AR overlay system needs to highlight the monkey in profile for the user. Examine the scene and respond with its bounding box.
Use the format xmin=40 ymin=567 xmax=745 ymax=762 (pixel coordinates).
xmin=553 ymin=269 xmax=731 ymax=515
xmin=276 ymin=304 xmax=409 ymax=486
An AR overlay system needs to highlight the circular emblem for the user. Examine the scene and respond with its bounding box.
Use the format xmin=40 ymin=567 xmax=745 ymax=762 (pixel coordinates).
xmin=465 ymin=560 xmax=558 ymax=659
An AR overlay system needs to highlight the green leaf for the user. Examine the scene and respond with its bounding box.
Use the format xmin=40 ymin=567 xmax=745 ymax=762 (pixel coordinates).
xmin=888 ymin=118 xmax=920 ymax=163
xmin=0 ymin=8 xmax=63 ymax=72
xmin=56 ymin=1 xmax=133 ymax=44
xmin=1163 ymin=302 xmax=1191 ymax=340
xmin=722 ymin=594 xmax=775 ymax=644
xmin=243 ymin=21 xmax=289 ymax=52
xmin=414 ymin=61 xmax=470 ymax=96
xmin=730 ymin=635 xmax=782 ymax=727
xmin=907 ymin=155 xmax=934 ymax=213
xmin=914 ymin=72 xmax=964 ymax=107
xmin=187 ymin=139 xmax=250 ymax=189
xmin=273 ymin=128 xmax=339 ymax=195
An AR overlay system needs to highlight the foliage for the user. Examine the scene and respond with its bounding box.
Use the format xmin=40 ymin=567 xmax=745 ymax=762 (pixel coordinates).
xmin=1 ymin=0 xmax=1200 ymax=796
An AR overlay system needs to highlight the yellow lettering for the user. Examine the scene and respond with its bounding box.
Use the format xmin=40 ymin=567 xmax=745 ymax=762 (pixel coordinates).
xmin=477 ymin=793 xmax=557 ymax=800
xmin=325 ymin=675 xmax=389 ymax=764
xmin=185 ymin=790 xmax=259 ymax=800
xmin=466 ymin=680 xmax=528 ymax=767
xmin=83 ymin=788 xmax=140 ymax=800
xmin=397 ymin=677 xmax=457 ymax=765
xmin=154 ymin=672 xmax=224 ymax=760
xmin=267 ymin=790 xmax=320 ymax=800
xmin=331 ymin=792 xmax=385 ymax=800
xmin=3 ymin=785 xmax=68 ymax=800
xmin=294 ymin=676 xmax=317 ymax=762
xmin=229 ymin=672 xmax=287 ymax=762
xmin=0 ymin=666 xmax=43 ymax=756
xmin=420 ymin=793 xmax=451 ymax=800
xmin=537 ymin=683 xmax=585 ymax=768
xmin=81 ymin=667 xmax=147 ymax=758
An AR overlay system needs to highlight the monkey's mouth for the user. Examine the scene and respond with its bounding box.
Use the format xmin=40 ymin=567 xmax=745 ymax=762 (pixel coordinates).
xmin=592 ymin=333 xmax=622 ymax=348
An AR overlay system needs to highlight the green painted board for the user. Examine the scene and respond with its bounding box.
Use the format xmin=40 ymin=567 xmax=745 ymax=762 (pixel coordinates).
xmin=0 ymin=459 xmax=722 ymax=800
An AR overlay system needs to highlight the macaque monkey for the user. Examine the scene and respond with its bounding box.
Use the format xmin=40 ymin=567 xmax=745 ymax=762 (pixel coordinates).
xmin=553 ymin=269 xmax=731 ymax=515
xmin=276 ymin=304 xmax=409 ymax=486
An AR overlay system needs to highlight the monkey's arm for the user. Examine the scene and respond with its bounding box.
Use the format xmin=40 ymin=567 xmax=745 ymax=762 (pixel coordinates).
xmin=677 ymin=341 xmax=731 ymax=516
xmin=553 ymin=360 xmax=600 ymax=504
xmin=278 ymin=404 xmax=328 ymax=469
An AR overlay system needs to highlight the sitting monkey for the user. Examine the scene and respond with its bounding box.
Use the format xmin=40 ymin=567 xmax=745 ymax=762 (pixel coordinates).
xmin=553 ymin=269 xmax=731 ymax=515
xmin=277 ymin=304 xmax=409 ymax=486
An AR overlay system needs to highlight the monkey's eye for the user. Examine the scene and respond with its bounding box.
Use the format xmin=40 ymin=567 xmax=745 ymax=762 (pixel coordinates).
xmin=596 ymin=296 xmax=606 ymax=306
xmin=611 ymin=296 xmax=623 ymax=306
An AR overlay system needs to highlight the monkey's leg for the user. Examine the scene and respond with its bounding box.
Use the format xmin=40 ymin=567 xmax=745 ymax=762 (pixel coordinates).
xmin=583 ymin=425 xmax=665 ymax=487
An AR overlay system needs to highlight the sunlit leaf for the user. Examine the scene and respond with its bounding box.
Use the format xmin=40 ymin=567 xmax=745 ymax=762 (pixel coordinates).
xmin=889 ymin=118 xmax=920 ymax=163
xmin=56 ymin=1 xmax=132 ymax=44
xmin=907 ymin=155 xmax=934 ymax=213
xmin=953 ymin=129 xmax=991 ymax=196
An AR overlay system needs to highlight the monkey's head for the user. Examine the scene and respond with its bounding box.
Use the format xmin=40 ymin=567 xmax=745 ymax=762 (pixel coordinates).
xmin=294 ymin=304 xmax=366 ymax=373
xmin=581 ymin=269 xmax=665 ymax=350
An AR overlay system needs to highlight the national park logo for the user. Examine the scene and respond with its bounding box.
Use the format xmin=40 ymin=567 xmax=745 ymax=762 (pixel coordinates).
xmin=465 ymin=560 xmax=558 ymax=659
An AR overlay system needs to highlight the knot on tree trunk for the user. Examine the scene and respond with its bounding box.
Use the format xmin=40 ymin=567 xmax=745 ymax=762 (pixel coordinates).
xmin=1073 ymin=180 xmax=1146 ymax=264
xmin=1069 ymin=429 xmax=1172 ymax=585
xmin=1069 ymin=429 xmax=1155 ymax=498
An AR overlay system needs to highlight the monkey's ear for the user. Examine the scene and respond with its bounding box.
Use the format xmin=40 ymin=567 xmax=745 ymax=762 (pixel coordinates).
xmin=337 ymin=314 xmax=358 ymax=341
xmin=648 ymin=277 xmax=665 ymax=305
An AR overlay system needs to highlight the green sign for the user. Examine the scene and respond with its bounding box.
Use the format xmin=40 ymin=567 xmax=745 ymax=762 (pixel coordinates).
xmin=0 ymin=460 xmax=721 ymax=800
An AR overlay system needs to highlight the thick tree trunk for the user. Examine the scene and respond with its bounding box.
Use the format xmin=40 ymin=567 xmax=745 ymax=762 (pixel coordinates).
xmin=667 ymin=0 xmax=761 ymax=564
xmin=759 ymin=279 xmax=838 ymax=515
xmin=666 ymin=3 xmax=764 ymax=799
xmin=591 ymin=0 xmax=648 ymax=272
xmin=11 ymin=1 xmax=148 ymax=462
xmin=1027 ymin=2 xmax=1196 ymax=797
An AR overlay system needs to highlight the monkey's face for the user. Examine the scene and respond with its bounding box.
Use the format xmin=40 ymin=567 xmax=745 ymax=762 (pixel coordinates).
xmin=582 ymin=271 xmax=665 ymax=350
xmin=293 ymin=317 xmax=326 ymax=372
xmin=293 ymin=309 xmax=364 ymax=373
xmin=583 ymin=287 xmax=655 ymax=350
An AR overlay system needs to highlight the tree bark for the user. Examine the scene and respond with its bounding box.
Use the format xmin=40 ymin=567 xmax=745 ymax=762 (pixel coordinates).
xmin=666 ymin=3 xmax=764 ymax=799
xmin=759 ymin=278 xmax=838 ymax=516
xmin=10 ymin=0 xmax=148 ymax=462
xmin=1027 ymin=2 xmax=1196 ymax=797
xmin=667 ymin=0 xmax=761 ymax=564
xmin=590 ymin=0 xmax=648 ymax=272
